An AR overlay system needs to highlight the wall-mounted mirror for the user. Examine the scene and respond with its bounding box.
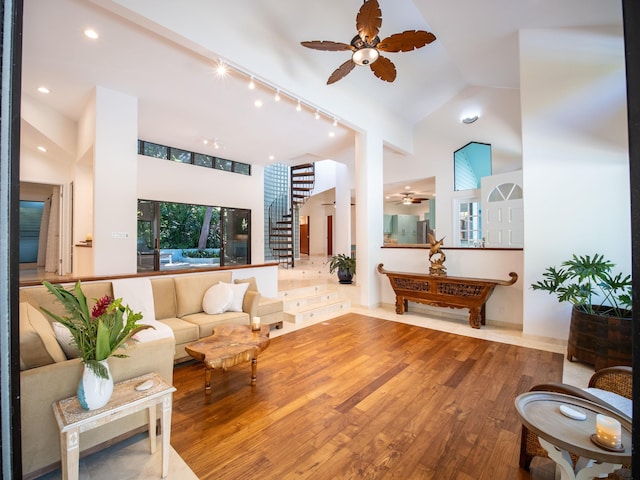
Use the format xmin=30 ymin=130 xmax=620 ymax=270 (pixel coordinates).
xmin=383 ymin=177 xmax=435 ymax=246
xmin=454 ymin=142 xmax=491 ymax=191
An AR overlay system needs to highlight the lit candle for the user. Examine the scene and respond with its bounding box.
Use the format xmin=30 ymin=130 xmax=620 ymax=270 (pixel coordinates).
xmin=86 ymin=233 xmax=92 ymax=242
xmin=596 ymin=414 xmax=622 ymax=448
xmin=252 ymin=316 xmax=261 ymax=331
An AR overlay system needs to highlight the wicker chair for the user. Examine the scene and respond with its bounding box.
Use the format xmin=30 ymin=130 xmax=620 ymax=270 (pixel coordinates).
xmin=519 ymin=366 xmax=632 ymax=472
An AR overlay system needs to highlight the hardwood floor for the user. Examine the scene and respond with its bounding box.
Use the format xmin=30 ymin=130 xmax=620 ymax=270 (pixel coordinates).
xmin=170 ymin=313 xmax=563 ymax=479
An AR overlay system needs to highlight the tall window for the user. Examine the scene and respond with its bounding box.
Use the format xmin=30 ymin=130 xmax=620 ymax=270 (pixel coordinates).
xmin=137 ymin=199 xmax=250 ymax=271
xmin=19 ymin=201 xmax=44 ymax=263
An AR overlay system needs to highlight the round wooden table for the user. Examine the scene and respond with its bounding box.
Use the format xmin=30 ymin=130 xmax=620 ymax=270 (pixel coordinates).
xmin=514 ymin=392 xmax=631 ymax=480
xmin=185 ymin=324 xmax=271 ymax=395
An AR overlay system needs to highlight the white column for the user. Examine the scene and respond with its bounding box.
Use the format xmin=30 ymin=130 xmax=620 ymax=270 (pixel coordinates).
xmin=355 ymin=131 xmax=384 ymax=308
xmin=334 ymin=162 xmax=351 ymax=256
xmin=92 ymin=86 xmax=138 ymax=275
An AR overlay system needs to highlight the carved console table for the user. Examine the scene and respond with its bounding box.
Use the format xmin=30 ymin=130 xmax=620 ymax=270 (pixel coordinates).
xmin=377 ymin=264 xmax=518 ymax=328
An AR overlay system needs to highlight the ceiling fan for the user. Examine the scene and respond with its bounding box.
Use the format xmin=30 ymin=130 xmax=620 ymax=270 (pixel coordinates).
xmin=397 ymin=193 xmax=429 ymax=205
xmin=301 ymin=0 xmax=436 ymax=84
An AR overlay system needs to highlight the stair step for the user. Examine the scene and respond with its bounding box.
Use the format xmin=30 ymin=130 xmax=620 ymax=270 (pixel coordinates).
xmin=279 ymin=283 xmax=335 ymax=299
xmin=284 ymin=298 xmax=351 ymax=324
xmin=282 ymin=289 xmax=342 ymax=310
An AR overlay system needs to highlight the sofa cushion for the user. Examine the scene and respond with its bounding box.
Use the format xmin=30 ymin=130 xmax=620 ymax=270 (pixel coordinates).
xmin=234 ymin=276 xmax=258 ymax=292
xmin=174 ymin=272 xmax=232 ymax=317
xmin=220 ymin=281 xmax=249 ymax=312
xmin=21 ymin=282 xmax=113 ymax=323
xmin=112 ymin=278 xmax=156 ymax=323
xmin=258 ymin=296 xmax=284 ymax=316
xmin=52 ymin=321 xmax=80 ymax=358
xmin=181 ymin=311 xmax=249 ymax=337
xmin=19 ymin=302 xmax=66 ymax=369
xmin=159 ymin=318 xmax=199 ymax=345
xmin=150 ymin=277 xmax=178 ymax=320
xmin=202 ymin=283 xmax=234 ymax=314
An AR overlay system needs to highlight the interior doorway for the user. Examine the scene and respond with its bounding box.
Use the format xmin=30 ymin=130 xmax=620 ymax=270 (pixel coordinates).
xmin=300 ymin=216 xmax=309 ymax=255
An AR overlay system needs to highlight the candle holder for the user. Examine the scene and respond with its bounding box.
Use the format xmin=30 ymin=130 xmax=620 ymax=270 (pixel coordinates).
xmin=591 ymin=414 xmax=624 ymax=451
xmin=251 ymin=316 xmax=261 ymax=331
xmin=590 ymin=434 xmax=624 ymax=452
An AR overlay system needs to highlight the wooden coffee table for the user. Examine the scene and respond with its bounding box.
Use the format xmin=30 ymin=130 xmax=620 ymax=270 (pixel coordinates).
xmin=185 ymin=324 xmax=271 ymax=395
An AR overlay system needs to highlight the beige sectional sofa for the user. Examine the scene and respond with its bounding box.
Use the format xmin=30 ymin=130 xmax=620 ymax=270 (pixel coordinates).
xmin=18 ymin=269 xmax=284 ymax=478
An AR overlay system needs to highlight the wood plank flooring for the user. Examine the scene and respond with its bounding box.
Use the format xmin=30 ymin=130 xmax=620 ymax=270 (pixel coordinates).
xmin=170 ymin=314 xmax=563 ymax=479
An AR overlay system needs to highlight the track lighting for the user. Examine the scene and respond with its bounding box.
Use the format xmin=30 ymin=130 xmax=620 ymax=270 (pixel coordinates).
xmin=215 ymin=60 xmax=228 ymax=78
xmin=212 ymin=58 xmax=342 ymax=130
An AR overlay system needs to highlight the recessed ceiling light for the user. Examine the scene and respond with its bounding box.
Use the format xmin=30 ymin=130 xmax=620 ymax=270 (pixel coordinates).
xmin=248 ymin=77 xmax=256 ymax=90
xmin=314 ymin=110 xmax=320 ymax=120
xmin=405 ymin=186 xmax=411 ymax=190
xmin=254 ymin=99 xmax=263 ymax=108
xmin=296 ymin=100 xmax=302 ymax=112
xmin=37 ymin=146 xmax=47 ymax=152
xmin=328 ymin=131 xmax=335 ymax=137
xmin=37 ymin=86 xmax=50 ymax=94
xmin=84 ymin=28 xmax=99 ymax=40
xmin=274 ymin=89 xmax=281 ymax=102
xmin=269 ymin=155 xmax=275 ymax=161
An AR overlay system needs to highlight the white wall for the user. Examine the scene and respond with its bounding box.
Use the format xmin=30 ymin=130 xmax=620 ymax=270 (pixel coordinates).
xmin=520 ymin=26 xmax=630 ymax=339
xmin=137 ymin=154 xmax=266 ymax=264
xmin=405 ymin=86 xmax=523 ymax=244
xmin=92 ymin=87 xmax=139 ymax=275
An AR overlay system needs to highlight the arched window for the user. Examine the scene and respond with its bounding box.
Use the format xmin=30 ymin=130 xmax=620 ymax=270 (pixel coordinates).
xmin=488 ymin=183 xmax=523 ymax=202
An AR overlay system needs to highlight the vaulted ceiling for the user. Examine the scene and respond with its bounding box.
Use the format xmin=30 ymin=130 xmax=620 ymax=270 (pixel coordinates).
xmin=21 ymin=0 xmax=623 ymax=171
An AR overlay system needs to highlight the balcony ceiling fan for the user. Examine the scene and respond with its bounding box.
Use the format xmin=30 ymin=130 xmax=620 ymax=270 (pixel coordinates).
xmin=301 ymin=0 xmax=436 ymax=84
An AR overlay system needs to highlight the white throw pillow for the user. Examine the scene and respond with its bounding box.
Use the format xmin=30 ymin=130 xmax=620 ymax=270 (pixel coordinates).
xmin=52 ymin=321 xmax=80 ymax=359
xmin=202 ymin=283 xmax=234 ymax=314
xmin=220 ymin=281 xmax=249 ymax=312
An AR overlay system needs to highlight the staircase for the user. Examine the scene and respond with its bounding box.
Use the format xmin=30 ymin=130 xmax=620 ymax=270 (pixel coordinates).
xmin=280 ymin=284 xmax=351 ymax=323
xmin=268 ymin=163 xmax=315 ymax=268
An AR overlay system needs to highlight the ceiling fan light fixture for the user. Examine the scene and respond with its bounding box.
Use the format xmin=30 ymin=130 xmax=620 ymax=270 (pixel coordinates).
xmin=402 ymin=197 xmax=413 ymax=205
xmin=352 ymin=47 xmax=379 ymax=66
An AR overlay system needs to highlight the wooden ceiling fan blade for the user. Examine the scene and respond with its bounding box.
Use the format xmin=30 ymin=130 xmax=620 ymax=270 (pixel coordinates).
xmin=301 ymin=40 xmax=354 ymax=52
xmin=377 ymin=30 xmax=437 ymax=52
xmin=327 ymin=59 xmax=356 ymax=85
xmin=370 ymin=55 xmax=396 ymax=82
xmin=356 ymin=0 xmax=382 ymax=43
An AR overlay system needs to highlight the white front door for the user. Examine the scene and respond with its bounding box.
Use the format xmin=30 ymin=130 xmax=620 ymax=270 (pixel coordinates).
xmin=481 ymin=171 xmax=524 ymax=248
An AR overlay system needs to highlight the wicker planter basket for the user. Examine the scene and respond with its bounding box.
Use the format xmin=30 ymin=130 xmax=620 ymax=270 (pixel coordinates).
xmin=566 ymin=305 xmax=632 ymax=371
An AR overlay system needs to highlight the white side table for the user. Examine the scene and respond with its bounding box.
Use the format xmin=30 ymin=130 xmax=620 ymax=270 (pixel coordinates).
xmin=52 ymin=372 xmax=176 ymax=480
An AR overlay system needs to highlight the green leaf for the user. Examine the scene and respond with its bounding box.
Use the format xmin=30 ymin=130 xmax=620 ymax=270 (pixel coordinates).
xmin=95 ymin=319 xmax=112 ymax=361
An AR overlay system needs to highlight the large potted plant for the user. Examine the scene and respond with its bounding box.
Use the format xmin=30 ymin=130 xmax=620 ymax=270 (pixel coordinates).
xmin=329 ymin=254 xmax=356 ymax=284
xmin=531 ymin=253 xmax=632 ymax=370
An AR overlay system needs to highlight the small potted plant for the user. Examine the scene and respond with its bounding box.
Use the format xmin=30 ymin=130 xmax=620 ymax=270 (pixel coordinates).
xmin=329 ymin=253 xmax=356 ymax=284
xmin=531 ymin=253 xmax=632 ymax=370
xmin=42 ymin=280 xmax=152 ymax=409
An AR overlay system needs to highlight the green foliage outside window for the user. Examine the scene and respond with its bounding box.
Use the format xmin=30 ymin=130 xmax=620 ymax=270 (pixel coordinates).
xmin=159 ymin=203 xmax=221 ymax=249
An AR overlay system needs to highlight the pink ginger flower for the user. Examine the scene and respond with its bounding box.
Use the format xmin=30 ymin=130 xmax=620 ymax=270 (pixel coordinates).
xmin=92 ymin=295 xmax=112 ymax=318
